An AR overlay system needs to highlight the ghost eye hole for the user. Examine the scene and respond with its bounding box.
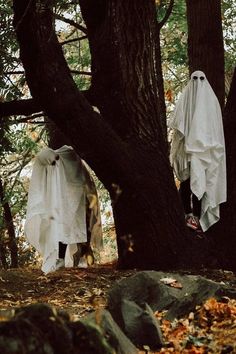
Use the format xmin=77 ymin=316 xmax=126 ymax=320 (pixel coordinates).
xmin=193 ymin=76 xmax=198 ymax=80
xmin=200 ymin=76 xmax=205 ymax=80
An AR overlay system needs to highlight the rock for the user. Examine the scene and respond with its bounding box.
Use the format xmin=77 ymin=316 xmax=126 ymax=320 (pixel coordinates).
xmin=0 ymin=303 xmax=73 ymax=354
xmin=121 ymin=299 xmax=163 ymax=350
xmin=0 ymin=304 xmax=117 ymax=354
xmin=69 ymin=319 xmax=114 ymax=354
xmin=81 ymin=309 xmax=138 ymax=354
xmin=108 ymin=271 xmax=236 ymax=322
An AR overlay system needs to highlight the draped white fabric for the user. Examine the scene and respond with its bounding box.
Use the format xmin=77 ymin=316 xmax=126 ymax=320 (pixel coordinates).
xmin=169 ymin=71 xmax=226 ymax=231
xmin=25 ymin=146 xmax=89 ymax=273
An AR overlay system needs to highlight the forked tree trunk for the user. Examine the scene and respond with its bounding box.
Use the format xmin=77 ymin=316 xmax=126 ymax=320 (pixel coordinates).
xmin=186 ymin=0 xmax=225 ymax=108
xmin=13 ymin=0 xmax=193 ymax=270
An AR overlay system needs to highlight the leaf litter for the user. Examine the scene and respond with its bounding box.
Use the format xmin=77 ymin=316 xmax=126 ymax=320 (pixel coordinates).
xmin=0 ymin=266 xmax=236 ymax=353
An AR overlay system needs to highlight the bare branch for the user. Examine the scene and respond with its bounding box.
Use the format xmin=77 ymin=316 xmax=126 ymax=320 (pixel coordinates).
xmin=60 ymin=35 xmax=87 ymax=45
xmin=0 ymin=99 xmax=42 ymax=118
xmin=54 ymin=13 xmax=87 ymax=34
xmin=71 ymin=70 xmax=91 ymax=75
xmin=158 ymin=0 xmax=174 ymax=30
xmin=3 ymin=71 xmax=25 ymax=75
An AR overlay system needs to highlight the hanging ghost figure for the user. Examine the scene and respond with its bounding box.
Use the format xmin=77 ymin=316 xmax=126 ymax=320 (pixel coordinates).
xmin=169 ymin=70 xmax=226 ymax=232
xmin=25 ymin=145 xmax=103 ymax=274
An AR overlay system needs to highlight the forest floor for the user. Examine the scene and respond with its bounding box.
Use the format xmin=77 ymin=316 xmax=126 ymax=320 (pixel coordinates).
xmin=0 ymin=265 xmax=236 ymax=353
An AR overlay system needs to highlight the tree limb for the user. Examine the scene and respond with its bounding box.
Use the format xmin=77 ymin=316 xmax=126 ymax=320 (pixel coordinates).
xmin=54 ymin=13 xmax=87 ymax=34
xmin=60 ymin=35 xmax=87 ymax=45
xmin=0 ymin=99 xmax=42 ymax=117
xmin=71 ymin=70 xmax=91 ymax=75
xmin=158 ymin=0 xmax=174 ymax=30
xmin=0 ymin=89 xmax=95 ymax=118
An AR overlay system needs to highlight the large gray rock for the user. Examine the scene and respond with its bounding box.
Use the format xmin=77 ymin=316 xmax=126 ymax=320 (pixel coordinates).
xmin=121 ymin=299 xmax=163 ymax=350
xmin=81 ymin=309 xmax=138 ymax=354
xmin=108 ymin=271 xmax=236 ymax=323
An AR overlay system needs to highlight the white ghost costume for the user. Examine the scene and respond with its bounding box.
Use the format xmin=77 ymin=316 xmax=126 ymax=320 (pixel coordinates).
xmin=25 ymin=145 xmax=103 ymax=273
xmin=169 ymin=71 xmax=226 ymax=231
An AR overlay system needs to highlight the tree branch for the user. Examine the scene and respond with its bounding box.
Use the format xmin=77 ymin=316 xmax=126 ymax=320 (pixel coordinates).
xmin=158 ymin=0 xmax=174 ymax=30
xmin=3 ymin=71 xmax=25 ymax=75
xmin=0 ymin=89 xmax=95 ymax=118
xmin=60 ymin=35 xmax=87 ymax=45
xmin=0 ymin=99 xmax=43 ymax=117
xmin=54 ymin=13 xmax=87 ymax=34
xmin=71 ymin=70 xmax=92 ymax=75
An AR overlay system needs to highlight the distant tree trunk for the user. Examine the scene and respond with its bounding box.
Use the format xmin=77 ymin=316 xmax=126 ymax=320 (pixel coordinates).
xmin=0 ymin=240 xmax=8 ymax=269
xmin=0 ymin=179 xmax=18 ymax=268
xmin=186 ymin=0 xmax=225 ymax=108
xmin=156 ymin=0 xmax=174 ymax=144
xmin=207 ymin=68 xmax=236 ymax=270
xmin=155 ymin=28 xmax=167 ymax=144
xmin=13 ymin=0 xmax=193 ymax=270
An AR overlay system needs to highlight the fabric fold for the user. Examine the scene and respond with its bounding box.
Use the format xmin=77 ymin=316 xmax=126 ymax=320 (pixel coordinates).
xmin=25 ymin=145 xmax=103 ymax=273
xmin=169 ymin=71 xmax=226 ymax=231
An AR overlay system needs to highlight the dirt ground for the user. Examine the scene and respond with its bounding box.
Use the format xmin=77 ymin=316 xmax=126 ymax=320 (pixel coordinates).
xmin=0 ymin=264 xmax=136 ymax=321
xmin=1 ymin=265 xmax=236 ymax=353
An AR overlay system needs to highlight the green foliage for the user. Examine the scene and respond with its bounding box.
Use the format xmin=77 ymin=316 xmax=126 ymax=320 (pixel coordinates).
xmin=222 ymin=0 xmax=236 ymax=75
xmin=160 ymin=0 xmax=187 ymax=68
xmin=0 ymin=122 xmax=43 ymax=268
xmin=55 ymin=2 xmax=91 ymax=91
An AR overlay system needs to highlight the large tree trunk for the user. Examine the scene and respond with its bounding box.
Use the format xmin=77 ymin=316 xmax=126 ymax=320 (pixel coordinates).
xmin=207 ymin=68 xmax=236 ymax=270
xmin=186 ymin=0 xmax=225 ymax=108
xmin=13 ymin=0 xmax=192 ymax=269
xmin=79 ymin=0 xmax=188 ymax=268
xmin=186 ymin=0 xmax=236 ymax=269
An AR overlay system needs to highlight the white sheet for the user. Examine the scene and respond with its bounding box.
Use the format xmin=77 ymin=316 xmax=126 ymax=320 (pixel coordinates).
xmin=25 ymin=146 xmax=91 ymax=273
xmin=169 ymin=71 xmax=226 ymax=231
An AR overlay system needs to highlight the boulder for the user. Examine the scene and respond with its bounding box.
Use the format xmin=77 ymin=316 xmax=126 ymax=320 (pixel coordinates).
xmin=108 ymin=271 xmax=236 ymax=322
xmin=81 ymin=309 xmax=138 ymax=354
xmin=121 ymin=299 xmax=163 ymax=350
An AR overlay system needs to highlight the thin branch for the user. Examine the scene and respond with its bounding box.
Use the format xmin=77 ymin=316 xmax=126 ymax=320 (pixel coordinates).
xmin=71 ymin=70 xmax=92 ymax=75
xmin=3 ymin=71 xmax=25 ymax=75
xmin=54 ymin=13 xmax=87 ymax=34
xmin=158 ymin=0 xmax=174 ymax=30
xmin=9 ymin=113 xmax=45 ymax=124
xmin=5 ymin=74 xmax=24 ymax=97
xmin=60 ymin=35 xmax=87 ymax=45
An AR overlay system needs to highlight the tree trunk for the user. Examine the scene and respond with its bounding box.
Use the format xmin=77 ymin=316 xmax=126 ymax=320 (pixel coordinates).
xmin=186 ymin=0 xmax=225 ymax=108
xmin=0 ymin=179 xmax=18 ymax=268
xmin=13 ymin=0 xmax=192 ymax=269
xmin=155 ymin=28 xmax=167 ymax=145
xmin=207 ymin=68 xmax=236 ymax=270
xmin=186 ymin=0 xmax=236 ymax=268
xmin=0 ymin=240 xmax=8 ymax=269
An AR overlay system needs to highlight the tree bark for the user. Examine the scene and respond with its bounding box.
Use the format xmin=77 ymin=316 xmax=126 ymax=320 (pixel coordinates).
xmin=186 ymin=0 xmax=225 ymax=108
xmin=207 ymin=68 xmax=236 ymax=270
xmin=0 ymin=179 xmax=18 ymax=268
xmin=0 ymin=99 xmax=42 ymax=117
xmin=186 ymin=0 xmax=236 ymax=269
xmin=13 ymin=0 xmax=191 ymax=269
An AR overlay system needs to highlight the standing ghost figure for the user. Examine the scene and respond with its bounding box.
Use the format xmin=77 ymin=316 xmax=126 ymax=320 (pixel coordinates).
xmin=25 ymin=145 xmax=103 ymax=274
xmin=169 ymin=70 xmax=226 ymax=232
